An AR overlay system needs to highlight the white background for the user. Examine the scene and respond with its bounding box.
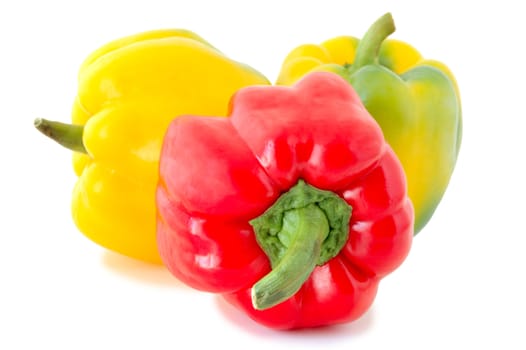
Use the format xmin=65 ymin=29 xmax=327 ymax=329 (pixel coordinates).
xmin=1 ymin=0 xmax=525 ymax=349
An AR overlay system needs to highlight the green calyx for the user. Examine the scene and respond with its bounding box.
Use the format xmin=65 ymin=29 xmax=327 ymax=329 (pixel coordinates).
xmin=250 ymin=180 xmax=352 ymax=310
xmin=34 ymin=118 xmax=87 ymax=154
xmin=347 ymin=12 xmax=395 ymax=75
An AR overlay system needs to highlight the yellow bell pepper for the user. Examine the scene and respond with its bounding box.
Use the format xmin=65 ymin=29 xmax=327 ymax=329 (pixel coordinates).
xmin=276 ymin=13 xmax=462 ymax=234
xmin=35 ymin=29 xmax=269 ymax=263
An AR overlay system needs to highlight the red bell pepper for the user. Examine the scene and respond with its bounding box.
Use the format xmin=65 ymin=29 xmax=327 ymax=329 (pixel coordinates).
xmin=156 ymin=72 xmax=413 ymax=329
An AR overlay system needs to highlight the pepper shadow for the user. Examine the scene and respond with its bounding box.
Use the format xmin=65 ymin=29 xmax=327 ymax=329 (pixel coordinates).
xmin=101 ymin=251 xmax=183 ymax=288
xmin=214 ymin=295 xmax=376 ymax=339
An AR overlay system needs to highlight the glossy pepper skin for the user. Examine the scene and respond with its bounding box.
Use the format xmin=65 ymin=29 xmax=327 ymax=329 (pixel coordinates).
xmin=276 ymin=13 xmax=462 ymax=234
xmin=35 ymin=29 xmax=269 ymax=264
xmin=156 ymin=72 xmax=413 ymax=329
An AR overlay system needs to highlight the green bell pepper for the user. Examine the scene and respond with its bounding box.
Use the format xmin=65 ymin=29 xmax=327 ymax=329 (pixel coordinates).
xmin=276 ymin=13 xmax=462 ymax=234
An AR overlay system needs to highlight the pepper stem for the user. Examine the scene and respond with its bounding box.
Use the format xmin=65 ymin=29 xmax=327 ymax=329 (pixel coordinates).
xmin=348 ymin=12 xmax=395 ymax=74
xmin=252 ymin=204 xmax=329 ymax=310
xmin=250 ymin=180 xmax=352 ymax=310
xmin=34 ymin=118 xmax=87 ymax=154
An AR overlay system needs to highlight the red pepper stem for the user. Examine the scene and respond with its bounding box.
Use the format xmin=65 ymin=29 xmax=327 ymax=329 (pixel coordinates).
xmin=249 ymin=180 xmax=352 ymax=310
xmin=251 ymin=204 xmax=329 ymax=310
xmin=347 ymin=12 xmax=395 ymax=75
xmin=34 ymin=118 xmax=87 ymax=154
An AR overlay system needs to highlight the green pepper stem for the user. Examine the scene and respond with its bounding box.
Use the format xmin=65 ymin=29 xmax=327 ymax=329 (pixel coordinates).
xmin=249 ymin=180 xmax=352 ymax=310
xmin=34 ymin=118 xmax=87 ymax=154
xmin=347 ymin=12 xmax=395 ymax=74
xmin=251 ymin=204 xmax=329 ymax=310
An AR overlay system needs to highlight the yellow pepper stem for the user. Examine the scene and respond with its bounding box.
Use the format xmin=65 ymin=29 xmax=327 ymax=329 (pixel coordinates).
xmin=348 ymin=12 xmax=395 ymax=74
xmin=34 ymin=118 xmax=87 ymax=154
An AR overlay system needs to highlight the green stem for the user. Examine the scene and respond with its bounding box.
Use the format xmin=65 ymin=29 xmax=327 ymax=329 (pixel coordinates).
xmin=34 ymin=118 xmax=87 ymax=154
xmin=347 ymin=12 xmax=395 ymax=75
xmin=249 ymin=180 xmax=352 ymax=310
xmin=251 ymin=204 xmax=329 ymax=310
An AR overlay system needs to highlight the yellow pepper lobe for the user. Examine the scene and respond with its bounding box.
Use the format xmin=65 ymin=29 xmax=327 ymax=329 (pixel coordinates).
xmin=78 ymin=29 xmax=218 ymax=73
xmin=40 ymin=29 xmax=269 ymax=264
xmin=320 ymin=36 xmax=359 ymax=66
xmin=378 ymin=39 xmax=422 ymax=74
